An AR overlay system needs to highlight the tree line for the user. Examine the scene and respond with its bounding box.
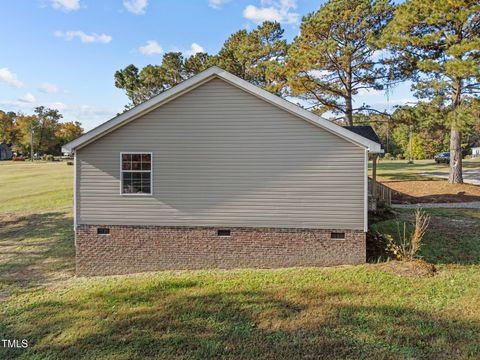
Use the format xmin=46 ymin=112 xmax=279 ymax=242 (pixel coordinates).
xmin=114 ymin=0 xmax=479 ymax=184
xmin=0 ymin=107 xmax=83 ymax=156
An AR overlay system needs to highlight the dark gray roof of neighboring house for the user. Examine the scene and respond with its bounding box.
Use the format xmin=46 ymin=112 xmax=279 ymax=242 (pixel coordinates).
xmin=344 ymin=126 xmax=381 ymax=146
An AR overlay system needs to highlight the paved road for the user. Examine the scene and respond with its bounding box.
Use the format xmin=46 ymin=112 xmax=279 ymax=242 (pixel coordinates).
xmin=420 ymin=170 xmax=480 ymax=185
xmin=393 ymin=201 xmax=480 ymax=209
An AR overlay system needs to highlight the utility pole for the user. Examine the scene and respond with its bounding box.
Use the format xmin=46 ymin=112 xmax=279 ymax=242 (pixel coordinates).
xmin=386 ymin=118 xmax=390 ymax=154
xmin=408 ymin=124 xmax=413 ymax=164
xmin=30 ymin=127 xmax=34 ymax=162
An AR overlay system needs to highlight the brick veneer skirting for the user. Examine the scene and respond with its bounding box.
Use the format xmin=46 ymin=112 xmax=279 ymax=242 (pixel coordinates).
xmin=75 ymin=225 xmax=366 ymax=276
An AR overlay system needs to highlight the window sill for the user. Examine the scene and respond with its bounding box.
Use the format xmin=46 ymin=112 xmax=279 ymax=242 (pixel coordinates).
xmin=120 ymin=193 xmax=153 ymax=196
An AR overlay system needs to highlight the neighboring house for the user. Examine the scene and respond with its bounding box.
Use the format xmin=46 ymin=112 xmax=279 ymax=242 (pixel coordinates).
xmin=63 ymin=67 xmax=382 ymax=276
xmin=472 ymin=147 xmax=480 ymax=158
xmin=0 ymin=143 xmax=13 ymax=160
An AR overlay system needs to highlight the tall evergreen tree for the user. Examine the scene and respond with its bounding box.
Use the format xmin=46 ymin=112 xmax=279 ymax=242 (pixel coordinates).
xmin=114 ymin=22 xmax=287 ymax=108
xmin=285 ymin=0 xmax=394 ymax=125
xmin=382 ymin=0 xmax=480 ymax=183
xmin=114 ymin=52 xmax=204 ymax=108
xmin=215 ymin=21 xmax=288 ymax=91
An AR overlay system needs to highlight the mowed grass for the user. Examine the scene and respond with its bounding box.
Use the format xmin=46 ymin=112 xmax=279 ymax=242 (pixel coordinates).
xmin=0 ymin=161 xmax=72 ymax=212
xmin=370 ymin=158 xmax=480 ymax=181
xmin=1 ymin=162 xmax=480 ymax=359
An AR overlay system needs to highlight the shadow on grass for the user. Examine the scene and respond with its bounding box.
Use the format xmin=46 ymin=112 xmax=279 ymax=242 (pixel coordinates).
xmin=0 ymin=212 xmax=75 ymax=292
xmin=1 ymin=284 xmax=479 ymax=359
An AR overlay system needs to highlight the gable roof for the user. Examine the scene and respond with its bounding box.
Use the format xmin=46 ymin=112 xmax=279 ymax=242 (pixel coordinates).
xmin=63 ymin=66 xmax=382 ymax=153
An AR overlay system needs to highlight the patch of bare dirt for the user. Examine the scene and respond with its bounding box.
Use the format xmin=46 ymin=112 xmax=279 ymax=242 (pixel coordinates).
xmin=372 ymin=260 xmax=437 ymax=277
xmin=383 ymin=180 xmax=480 ymax=204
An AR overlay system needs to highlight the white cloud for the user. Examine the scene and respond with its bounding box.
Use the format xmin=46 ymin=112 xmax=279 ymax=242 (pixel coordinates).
xmin=0 ymin=68 xmax=24 ymax=88
xmin=371 ymin=49 xmax=393 ymax=61
xmin=138 ymin=40 xmax=163 ymax=55
xmin=54 ymin=30 xmax=112 ymax=44
xmin=0 ymin=100 xmax=34 ymax=113
xmin=209 ymin=0 xmax=230 ymax=9
xmin=49 ymin=102 xmax=68 ymax=111
xmin=307 ymin=69 xmax=334 ymax=79
xmin=19 ymin=93 xmax=36 ymax=103
xmin=0 ymin=100 xmax=118 ymax=129
xmin=243 ymin=0 xmax=299 ymax=25
xmin=185 ymin=43 xmax=205 ymax=56
xmin=123 ymin=0 xmax=148 ymax=15
xmin=356 ymin=88 xmax=384 ymax=97
xmin=51 ymin=0 xmax=81 ymax=12
xmin=38 ymin=82 xmax=59 ymax=94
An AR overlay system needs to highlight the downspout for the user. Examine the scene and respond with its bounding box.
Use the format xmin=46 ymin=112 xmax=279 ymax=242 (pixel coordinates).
xmin=73 ymin=150 xmax=77 ymax=230
xmin=364 ymin=148 xmax=368 ymax=232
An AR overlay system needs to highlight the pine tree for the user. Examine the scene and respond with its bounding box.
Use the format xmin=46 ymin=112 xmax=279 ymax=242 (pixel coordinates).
xmin=285 ymin=0 xmax=394 ymax=125
xmin=382 ymin=0 xmax=480 ymax=183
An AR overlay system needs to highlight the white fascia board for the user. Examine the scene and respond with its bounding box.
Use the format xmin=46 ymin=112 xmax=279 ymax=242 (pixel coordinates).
xmin=63 ymin=66 xmax=382 ymax=153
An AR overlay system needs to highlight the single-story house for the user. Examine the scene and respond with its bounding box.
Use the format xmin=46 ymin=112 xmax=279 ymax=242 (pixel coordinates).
xmin=0 ymin=143 xmax=13 ymax=160
xmin=63 ymin=66 xmax=382 ymax=276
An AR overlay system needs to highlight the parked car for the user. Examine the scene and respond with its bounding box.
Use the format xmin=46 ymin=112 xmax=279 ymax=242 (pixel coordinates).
xmin=434 ymin=152 xmax=450 ymax=164
xmin=12 ymin=155 xmax=26 ymax=161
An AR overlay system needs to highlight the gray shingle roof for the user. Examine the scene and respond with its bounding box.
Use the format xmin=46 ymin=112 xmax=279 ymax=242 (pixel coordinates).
xmin=344 ymin=126 xmax=381 ymax=146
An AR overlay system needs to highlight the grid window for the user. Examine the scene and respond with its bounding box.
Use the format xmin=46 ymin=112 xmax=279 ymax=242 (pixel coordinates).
xmin=121 ymin=153 xmax=152 ymax=194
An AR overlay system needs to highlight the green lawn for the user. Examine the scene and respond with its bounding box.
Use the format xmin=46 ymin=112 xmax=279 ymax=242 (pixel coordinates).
xmin=1 ymin=161 xmax=480 ymax=359
xmin=0 ymin=161 xmax=72 ymax=213
xmin=369 ymin=158 xmax=480 ymax=181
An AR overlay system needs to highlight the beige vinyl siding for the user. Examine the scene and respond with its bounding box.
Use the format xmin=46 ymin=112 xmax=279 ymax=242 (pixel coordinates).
xmin=76 ymin=77 xmax=365 ymax=229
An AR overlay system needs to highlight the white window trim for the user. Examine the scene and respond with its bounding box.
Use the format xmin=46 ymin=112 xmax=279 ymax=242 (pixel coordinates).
xmin=120 ymin=151 xmax=153 ymax=196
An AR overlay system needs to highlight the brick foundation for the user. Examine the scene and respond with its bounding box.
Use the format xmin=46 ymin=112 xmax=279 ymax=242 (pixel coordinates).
xmin=75 ymin=225 xmax=366 ymax=276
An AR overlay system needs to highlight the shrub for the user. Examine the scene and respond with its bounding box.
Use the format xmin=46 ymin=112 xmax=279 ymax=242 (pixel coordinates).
xmin=385 ymin=208 xmax=430 ymax=261
xmin=403 ymin=134 xmax=427 ymax=160
xmin=395 ymin=154 xmax=404 ymax=160
xmin=42 ymin=154 xmax=54 ymax=161
xmin=383 ymin=152 xmax=394 ymax=160
xmin=366 ymin=230 xmax=391 ymax=262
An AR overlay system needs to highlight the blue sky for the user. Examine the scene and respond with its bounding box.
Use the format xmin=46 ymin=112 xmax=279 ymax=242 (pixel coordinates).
xmin=0 ymin=0 xmax=414 ymax=131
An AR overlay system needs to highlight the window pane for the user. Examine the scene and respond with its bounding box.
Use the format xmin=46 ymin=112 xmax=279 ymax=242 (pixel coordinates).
xmin=132 ymin=161 xmax=141 ymax=170
xmin=123 ymin=179 xmax=132 ymax=193
xmin=122 ymin=153 xmax=131 ymax=162
xmin=142 ymin=154 xmax=151 ymax=162
xmin=135 ymin=173 xmax=143 ymax=193
xmin=142 ymin=162 xmax=151 ymax=170
xmin=142 ymin=172 xmax=151 ymax=184
xmin=142 ymin=172 xmax=151 ymax=193
xmin=122 ymin=161 xmax=131 ymax=170
xmin=132 ymin=154 xmax=141 ymax=162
